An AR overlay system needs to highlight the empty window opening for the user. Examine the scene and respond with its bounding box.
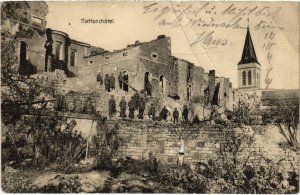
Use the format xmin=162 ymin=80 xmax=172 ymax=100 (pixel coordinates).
xmin=55 ymin=41 xmax=62 ymax=60
xmin=122 ymin=71 xmax=129 ymax=92
xmin=151 ymin=52 xmax=158 ymax=59
xmin=144 ymin=72 xmax=152 ymax=89
xmin=187 ymin=66 xmax=192 ymax=82
xmin=19 ymin=41 xmax=28 ymax=73
xmin=70 ymin=50 xmax=76 ymax=66
xmin=159 ymin=75 xmax=166 ymax=94
xmin=88 ymin=60 xmax=94 ymax=65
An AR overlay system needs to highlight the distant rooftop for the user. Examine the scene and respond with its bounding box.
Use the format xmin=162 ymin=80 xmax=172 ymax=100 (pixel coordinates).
xmin=261 ymin=89 xmax=299 ymax=100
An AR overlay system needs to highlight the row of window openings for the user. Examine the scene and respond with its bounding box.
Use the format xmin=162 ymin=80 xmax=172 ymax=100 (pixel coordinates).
xmin=103 ymin=52 xmax=158 ymax=60
xmin=19 ymin=40 xmax=81 ymax=68
xmin=54 ymin=41 xmax=77 ymax=67
xmin=20 ymin=40 xmax=159 ymax=67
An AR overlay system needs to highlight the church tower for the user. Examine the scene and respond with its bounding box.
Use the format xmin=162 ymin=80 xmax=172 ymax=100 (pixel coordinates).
xmin=237 ymin=27 xmax=261 ymax=93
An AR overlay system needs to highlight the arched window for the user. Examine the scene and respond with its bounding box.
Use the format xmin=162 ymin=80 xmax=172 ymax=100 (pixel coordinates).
xmin=187 ymin=66 xmax=192 ymax=82
xmin=19 ymin=41 xmax=28 ymax=74
xmin=144 ymin=72 xmax=152 ymax=89
xmin=122 ymin=71 xmax=129 ymax=92
xmin=242 ymin=71 xmax=246 ymax=86
xmin=187 ymin=83 xmax=192 ymax=101
xmin=19 ymin=41 xmax=28 ymax=65
xmin=159 ymin=75 xmax=166 ymax=93
xmin=70 ymin=50 xmax=76 ymax=66
xmin=55 ymin=41 xmax=62 ymax=60
xmin=248 ymin=70 xmax=252 ymax=85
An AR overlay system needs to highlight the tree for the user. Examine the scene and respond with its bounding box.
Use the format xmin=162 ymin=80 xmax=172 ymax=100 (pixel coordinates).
xmin=1 ymin=2 xmax=46 ymax=104
xmin=231 ymin=93 xmax=261 ymax=125
xmin=265 ymin=96 xmax=299 ymax=148
xmin=91 ymin=112 xmax=124 ymax=169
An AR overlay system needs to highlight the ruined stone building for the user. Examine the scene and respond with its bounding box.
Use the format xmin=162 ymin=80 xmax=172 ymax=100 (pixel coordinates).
xmin=2 ymin=2 xmax=104 ymax=77
xmin=3 ymin=1 xmax=235 ymax=105
xmin=80 ymin=36 xmax=205 ymax=100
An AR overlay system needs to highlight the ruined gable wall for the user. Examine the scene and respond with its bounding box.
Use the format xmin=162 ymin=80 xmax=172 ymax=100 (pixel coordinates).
xmin=215 ymin=77 xmax=232 ymax=109
xmin=139 ymin=37 xmax=176 ymax=96
xmin=68 ymin=42 xmax=89 ymax=68
xmin=19 ymin=31 xmax=47 ymax=72
xmin=192 ymin=66 xmax=205 ymax=98
xmin=177 ymin=59 xmax=205 ymax=100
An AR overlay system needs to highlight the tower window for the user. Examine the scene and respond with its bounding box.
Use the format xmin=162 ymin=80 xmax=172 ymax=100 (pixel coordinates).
xmin=248 ymin=70 xmax=252 ymax=85
xmin=242 ymin=71 xmax=246 ymax=86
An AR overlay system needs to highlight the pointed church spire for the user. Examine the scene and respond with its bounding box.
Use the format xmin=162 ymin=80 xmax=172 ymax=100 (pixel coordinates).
xmin=238 ymin=26 xmax=260 ymax=65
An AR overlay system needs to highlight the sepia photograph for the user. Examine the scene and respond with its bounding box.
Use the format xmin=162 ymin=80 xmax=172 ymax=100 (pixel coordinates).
xmin=1 ymin=1 xmax=299 ymax=193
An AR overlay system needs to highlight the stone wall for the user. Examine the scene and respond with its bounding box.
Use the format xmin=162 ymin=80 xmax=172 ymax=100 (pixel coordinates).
xmin=104 ymin=123 xmax=299 ymax=169
xmin=81 ymin=36 xmax=179 ymax=96
xmin=117 ymin=124 xmax=222 ymax=164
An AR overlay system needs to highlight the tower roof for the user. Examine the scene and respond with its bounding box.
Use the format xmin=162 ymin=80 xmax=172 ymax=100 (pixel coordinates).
xmin=238 ymin=28 xmax=260 ymax=65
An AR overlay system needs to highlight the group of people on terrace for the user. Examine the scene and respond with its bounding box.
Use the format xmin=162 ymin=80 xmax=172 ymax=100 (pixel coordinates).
xmin=108 ymin=94 xmax=197 ymax=123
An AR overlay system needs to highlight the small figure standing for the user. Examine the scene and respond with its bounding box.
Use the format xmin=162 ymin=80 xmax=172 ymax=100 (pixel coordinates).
xmin=109 ymin=95 xmax=116 ymax=119
xmin=104 ymin=74 xmax=110 ymax=92
xmin=96 ymin=71 xmax=103 ymax=86
xmin=173 ymin=108 xmax=179 ymax=123
xmin=193 ymin=114 xmax=201 ymax=124
xmin=177 ymin=138 xmax=185 ymax=166
xmin=133 ymin=92 xmax=140 ymax=110
xmin=110 ymin=73 xmax=116 ymax=91
xmin=118 ymin=72 xmax=123 ymax=89
xmin=128 ymin=97 xmax=135 ymax=119
xmin=146 ymin=82 xmax=152 ymax=96
xmin=159 ymin=106 xmax=169 ymax=121
xmin=148 ymin=103 xmax=156 ymax=120
xmin=182 ymin=105 xmax=189 ymax=122
xmin=119 ymin=96 xmax=127 ymax=118
xmin=138 ymin=97 xmax=146 ymax=119
xmin=44 ymin=28 xmax=53 ymax=72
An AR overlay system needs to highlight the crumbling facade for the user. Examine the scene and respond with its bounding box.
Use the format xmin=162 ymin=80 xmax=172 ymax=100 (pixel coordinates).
xmin=2 ymin=1 xmax=104 ymax=76
xmin=80 ymin=35 xmax=206 ymax=101
xmin=3 ymin=1 xmax=233 ymax=105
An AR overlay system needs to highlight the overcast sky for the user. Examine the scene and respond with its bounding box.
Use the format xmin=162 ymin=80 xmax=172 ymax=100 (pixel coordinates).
xmin=46 ymin=1 xmax=299 ymax=89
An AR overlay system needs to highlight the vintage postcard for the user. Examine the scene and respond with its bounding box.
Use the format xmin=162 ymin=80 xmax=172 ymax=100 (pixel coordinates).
xmin=1 ymin=1 xmax=299 ymax=193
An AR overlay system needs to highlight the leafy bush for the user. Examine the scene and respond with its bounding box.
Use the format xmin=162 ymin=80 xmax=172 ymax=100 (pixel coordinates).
xmin=91 ymin=112 xmax=124 ymax=169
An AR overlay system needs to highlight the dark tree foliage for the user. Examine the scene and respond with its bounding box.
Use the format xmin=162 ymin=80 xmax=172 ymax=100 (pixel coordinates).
xmin=263 ymin=97 xmax=299 ymax=148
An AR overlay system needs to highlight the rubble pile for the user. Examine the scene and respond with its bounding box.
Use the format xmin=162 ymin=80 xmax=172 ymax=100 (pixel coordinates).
xmin=242 ymin=126 xmax=299 ymax=171
xmin=31 ymin=171 xmax=110 ymax=193
xmin=29 ymin=171 xmax=184 ymax=193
